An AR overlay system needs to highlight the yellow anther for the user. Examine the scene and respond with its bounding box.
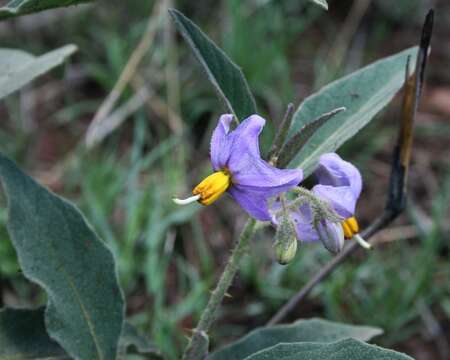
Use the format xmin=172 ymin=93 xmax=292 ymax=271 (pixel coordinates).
xmin=341 ymin=216 xmax=359 ymax=239
xmin=346 ymin=217 xmax=359 ymax=233
xmin=193 ymin=170 xmax=231 ymax=205
xmin=342 ymin=221 xmax=352 ymax=239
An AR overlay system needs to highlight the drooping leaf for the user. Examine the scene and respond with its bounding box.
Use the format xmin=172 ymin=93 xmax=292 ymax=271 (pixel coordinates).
xmin=169 ymin=8 xmax=256 ymax=121
xmin=244 ymin=338 xmax=413 ymax=360
xmin=0 ymin=307 xmax=69 ymax=360
xmin=309 ymin=0 xmax=328 ymax=10
xmin=289 ymin=47 xmax=418 ymax=177
xmin=0 ymin=0 xmax=93 ymax=20
xmin=0 ymin=45 xmax=77 ymax=100
xmin=209 ymin=318 xmax=382 ymax=360
xmin=0 ymin=154 xmax=124 ymax=360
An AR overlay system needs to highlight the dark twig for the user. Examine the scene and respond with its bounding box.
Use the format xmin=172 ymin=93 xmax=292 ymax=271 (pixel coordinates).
xmin=267 ymin=9 xmax=433 ymax=326
xmin=268 ymin=103 xmax=295 ymax=162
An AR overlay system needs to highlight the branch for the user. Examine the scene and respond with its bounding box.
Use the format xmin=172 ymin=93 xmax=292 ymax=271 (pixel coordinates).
xmin=182 ymin=218 xmax=257 ymax=359
xmin=267 ymin=9 xmax=434 ymax=326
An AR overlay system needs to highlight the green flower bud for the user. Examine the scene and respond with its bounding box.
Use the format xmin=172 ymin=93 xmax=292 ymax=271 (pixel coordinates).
xmin=274 ymin=216 xmax=298 ymax=265
xmin=275 ymin=237 xmax=297 ymax=265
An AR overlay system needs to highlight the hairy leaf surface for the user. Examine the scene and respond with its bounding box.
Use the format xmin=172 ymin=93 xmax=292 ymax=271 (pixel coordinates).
xmin=0 ymin=45 xmax=76 ymax=100
xmin=169 ymin=9 xmax=256 ymax=120
xmin=290 ymin=47 xmax=418 ymax=177
xmin=209 ymin=318 xmax=382 ymax=360
xmin=0 ymin=154 xmax=124 ymax=360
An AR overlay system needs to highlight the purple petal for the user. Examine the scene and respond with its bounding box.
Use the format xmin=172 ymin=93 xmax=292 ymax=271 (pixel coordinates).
xmin=227 ymin=115 xmax=266 ymax=168
xmin=291 ymin=205 xmax=320 ymax=243
xmin=315 ymin=153 xmax=362 ymax=198
xmin=228 ymin=185 xmax=272 ymax=221
xmin=226 ymin=115 xmax=302 ymax=190
xmin=313 ymin=184 xmax=357 ymax=218
xmin=228 ymin=166 xmax=301 ymax=221
xmin=210 ymin=114 xmax=234 ymax=171
xmin=271 ymin=202 xmax=319 ymax=243
xmin=232 ymin=159 xmax=303 ymax=195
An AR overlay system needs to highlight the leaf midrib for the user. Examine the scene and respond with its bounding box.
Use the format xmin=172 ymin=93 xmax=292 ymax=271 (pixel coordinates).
xmin=45 ymin=196 xmax=104 ymax=360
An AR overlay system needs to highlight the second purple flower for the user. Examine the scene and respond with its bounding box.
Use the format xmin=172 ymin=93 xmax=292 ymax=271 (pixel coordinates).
xmin=271 ymin=153 xmax=368 ymax=255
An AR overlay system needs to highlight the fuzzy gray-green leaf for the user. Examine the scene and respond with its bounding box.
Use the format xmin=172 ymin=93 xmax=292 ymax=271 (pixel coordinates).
xmin=0 ymin=309 xmax=162 ymax=360
xmin=0 ymin=45 xmax=77 ymax=100
xmin=209 ymin=318 xmax=382 ymax=360
xmin=289 ymin=47 xmax=418 ymax=177
xmin=244 ymin=338 xmax=413 ymax=360
xmin=169 ymin=8 xmax=256 ymax=121
xmin=0 ymin=307 xmax=69 ymax=360
xmin=0 ymin=0 xmax=93 ymax=20
xmin=0 ymin=154 xmax=124 ymax=360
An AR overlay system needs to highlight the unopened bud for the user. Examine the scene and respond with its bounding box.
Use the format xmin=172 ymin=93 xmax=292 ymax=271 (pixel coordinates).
xmin=274 ymin=216 xmax=298 ymax=265
xmin=316 ymin=220 xmax=344 ymax=255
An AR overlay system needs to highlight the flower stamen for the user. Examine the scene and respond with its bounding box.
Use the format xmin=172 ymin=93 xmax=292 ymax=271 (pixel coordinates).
xmin=341 ymin=216 xmax=359 ymax=239
xmin=340 ymin=217 xmax=371 ymax=249
xmin=193 ymin=170 xmax=231 ymax=205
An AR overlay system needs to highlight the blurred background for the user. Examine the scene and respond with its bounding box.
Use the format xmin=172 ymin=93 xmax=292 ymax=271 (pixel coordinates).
xmin=0 ymin=0 xmax=449 ymax=359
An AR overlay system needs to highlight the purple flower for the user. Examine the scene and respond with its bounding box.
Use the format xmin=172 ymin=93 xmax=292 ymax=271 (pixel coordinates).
xmin=271 ymin=153 xmax=362 ymax=253
xmin=312 ymin=153 xmax=362 ymax=219
xmin=174 ymin=114 xmax=303 ymax=221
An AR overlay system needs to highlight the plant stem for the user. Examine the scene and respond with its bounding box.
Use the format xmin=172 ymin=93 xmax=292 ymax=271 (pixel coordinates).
xmin=182 ymin=218 xmax=257 ymax=360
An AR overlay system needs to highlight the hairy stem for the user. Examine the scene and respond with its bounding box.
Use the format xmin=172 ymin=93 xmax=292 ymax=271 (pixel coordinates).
xmin=292 ymin=186 xmax=342 ymax=223
xmin=182 ymin=218 xmax=257 ymax=360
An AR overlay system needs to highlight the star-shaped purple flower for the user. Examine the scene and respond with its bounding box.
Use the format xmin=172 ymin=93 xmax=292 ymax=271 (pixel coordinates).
xmin=174 ymin=114 xmax=303 ymax=221
xmin=272 ymin=153 xmax=363 ymax=253
xmin=210 ymin=114 xmax=303 ymax=220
